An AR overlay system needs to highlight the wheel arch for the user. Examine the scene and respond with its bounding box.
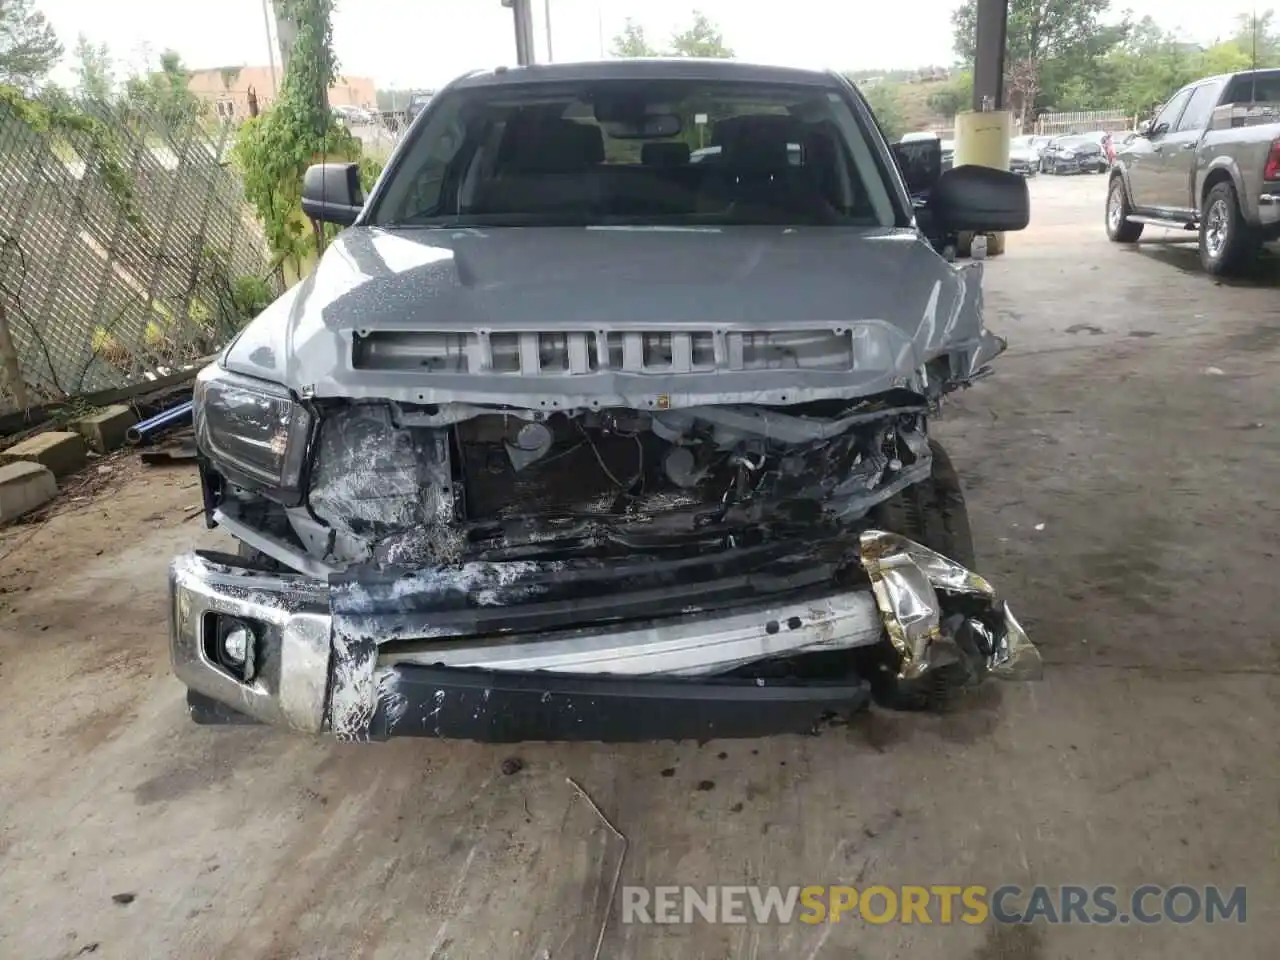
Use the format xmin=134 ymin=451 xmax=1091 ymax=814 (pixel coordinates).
xmin=1108 ymin=165 xmax=1137 ymax=208
xmin=1200 ymin=160 xmax=1244 ymax=210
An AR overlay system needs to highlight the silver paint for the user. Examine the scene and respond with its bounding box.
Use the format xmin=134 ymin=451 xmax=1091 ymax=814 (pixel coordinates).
xmin=220 ymin=227 xmax=1001 ymax=409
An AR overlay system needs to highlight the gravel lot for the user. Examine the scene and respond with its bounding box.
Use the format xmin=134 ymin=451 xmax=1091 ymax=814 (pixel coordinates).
xmin=1 ymin=173 xmax=1277 ymax=959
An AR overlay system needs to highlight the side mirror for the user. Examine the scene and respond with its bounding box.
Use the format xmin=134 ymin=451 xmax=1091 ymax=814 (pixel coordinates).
xmin=891 ymin=138 xmax=943 ymax=196
xmin=930 ymin=164 xmax=1030 ymax=234
xmin=301 ymin=163 xmax=363 ymax=226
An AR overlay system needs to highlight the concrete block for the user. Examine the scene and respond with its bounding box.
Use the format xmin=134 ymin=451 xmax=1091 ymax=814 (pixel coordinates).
xmin=0 ymin=431 xmax=87 ymax=477
xmin=0 ymin=461 xmax=57 ymax=522
xmin=70 ymin=404 xmax=136 ymax=453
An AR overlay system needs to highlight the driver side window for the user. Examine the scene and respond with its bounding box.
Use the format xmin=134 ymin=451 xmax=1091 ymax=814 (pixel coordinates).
xmin=1153 ymin=87 xmax=1193 ymax=135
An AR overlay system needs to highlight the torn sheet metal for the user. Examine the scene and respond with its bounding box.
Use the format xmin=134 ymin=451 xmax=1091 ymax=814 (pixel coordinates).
xmin=859 ymin=530 xmax=1041 ymax=683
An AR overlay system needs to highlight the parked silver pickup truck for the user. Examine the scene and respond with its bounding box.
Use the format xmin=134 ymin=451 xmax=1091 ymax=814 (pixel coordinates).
xmin=172 ymin=60 xmax=1038 ymax=743
xmin=1106 ymin=69 xmax=1280 ymax=275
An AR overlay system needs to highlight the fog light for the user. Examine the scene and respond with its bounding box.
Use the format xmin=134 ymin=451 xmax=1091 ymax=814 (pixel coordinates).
xmin=223 ymin=625 xmax=251 ymax=665
xmin=205 ymin=614 xmax=257 ymax=681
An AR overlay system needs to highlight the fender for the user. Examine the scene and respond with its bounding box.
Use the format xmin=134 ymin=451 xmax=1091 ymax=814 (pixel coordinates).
xmin=1196 ymin=155 xmax=1252 ymax=223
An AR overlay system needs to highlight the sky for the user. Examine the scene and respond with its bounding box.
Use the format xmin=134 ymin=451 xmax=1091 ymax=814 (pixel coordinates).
xmin=39 ymin=0 xmax=1263 ymax=91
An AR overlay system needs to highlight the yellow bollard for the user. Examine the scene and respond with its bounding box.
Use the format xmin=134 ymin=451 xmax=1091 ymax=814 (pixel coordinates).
xmin=953 ymin=110 xmax=1014 ymax=256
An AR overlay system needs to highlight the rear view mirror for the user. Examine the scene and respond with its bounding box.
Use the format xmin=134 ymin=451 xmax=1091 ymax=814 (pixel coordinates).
xmin=930 ymin=164 xmax=1030 ymax=233
xmin=301 ymin=162 xmax=363 ymax=226
xmin=892 ymin=138 xmax=943 ymax=196
xmin=601 ymin=115 xmax=682 ymax=139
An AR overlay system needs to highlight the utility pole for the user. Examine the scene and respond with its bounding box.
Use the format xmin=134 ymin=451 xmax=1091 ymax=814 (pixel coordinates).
xmin=261 ymin=0 xmax=279 ymax=96
xmin=502 ymin=0 xmax=536 ymax=66
xmin=272 ymin=0 xmax=300 ymax=76
xmin=971 ymin=0 xmax=1007 ymax=111
xmin=544 ymin=0 xmax=554 ymax=62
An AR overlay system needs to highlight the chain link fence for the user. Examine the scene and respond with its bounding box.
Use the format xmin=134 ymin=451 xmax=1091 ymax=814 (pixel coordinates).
xmin=0 ymin=95 xmax=279 ymax=415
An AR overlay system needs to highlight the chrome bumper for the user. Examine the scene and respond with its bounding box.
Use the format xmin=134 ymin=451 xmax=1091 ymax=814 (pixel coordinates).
xmin=169 ymin=553 xmax=887 ymax=735
xmin=1257 ymin=192 xmax=1280 ymax=225
xmin=169 ymin=555 xmax=331 ymax=732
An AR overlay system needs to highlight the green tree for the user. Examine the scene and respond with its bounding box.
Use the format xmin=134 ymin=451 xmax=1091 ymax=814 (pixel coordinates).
xmin=1233 ymin=10 xmax=1280 ymax=65
xmin=233 ymin=0 xmax=362 ymax=278
xmin=611 ymin=18 xmax=658 ymax=58
xmin=73 ymin=34 xmax=114 ymax=102
xmin=952 ymin=0 xmax=1127 ymax=119
xmin=926 ymin=72 xmax=973 ymax=117
xmin=121 ymin=50 xmax=206 ymax=140
xmin=669 ymin=11 xmax=734 ymax=58
xmin=860 ymin=82 xmax=905 ymax=141
xmin=0 ymin=0 xmax=62 ymax=90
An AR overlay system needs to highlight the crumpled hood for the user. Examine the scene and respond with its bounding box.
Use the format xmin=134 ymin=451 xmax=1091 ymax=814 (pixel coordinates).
xmin=223 ymin=225 xmax=1000 ymax=407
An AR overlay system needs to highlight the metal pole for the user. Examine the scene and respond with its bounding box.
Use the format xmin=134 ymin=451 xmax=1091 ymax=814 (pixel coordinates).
xmin=544 ymin=0 xmax=554 ymax=62
xmin=972 ymin=0 xmax=1008 ymax=112
xmin=597 ymin=0 xmax=605 ymax=57
xmin=261 ymin=0 xmax=278 ymax=96
xmin=510 ymin=0 xmax=536 ymax=66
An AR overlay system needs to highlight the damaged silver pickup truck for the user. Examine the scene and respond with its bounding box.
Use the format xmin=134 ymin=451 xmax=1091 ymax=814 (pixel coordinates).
xmin=171 ymin=60 xmax=1039 ymax=742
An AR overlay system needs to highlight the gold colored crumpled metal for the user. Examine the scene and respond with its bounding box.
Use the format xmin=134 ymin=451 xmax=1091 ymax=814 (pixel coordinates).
xmin=859 ymin=530 xmax=1042 ymax=682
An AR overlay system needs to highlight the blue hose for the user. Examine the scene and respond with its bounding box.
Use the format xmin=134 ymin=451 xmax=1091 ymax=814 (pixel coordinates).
xmin=126 ymin=400 xmax=193 ymax=445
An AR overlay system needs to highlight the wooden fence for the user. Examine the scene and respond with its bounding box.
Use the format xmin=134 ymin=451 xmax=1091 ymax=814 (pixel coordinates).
xmin=0 ymin=97 xmax=277 ymax=415
xmin=1033 ymin=109 xmax=1136 ymax=136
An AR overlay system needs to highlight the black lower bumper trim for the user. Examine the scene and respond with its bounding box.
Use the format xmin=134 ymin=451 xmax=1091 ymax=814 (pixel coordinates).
xmin=187 ymin=689 xmax=261 ymax=725
xmin=370 ymin=666 xmax=871 ymax=742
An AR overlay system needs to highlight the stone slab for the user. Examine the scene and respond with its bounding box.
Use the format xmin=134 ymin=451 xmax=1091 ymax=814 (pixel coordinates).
xmin=0 ymin=431 xmax=87 ymax=477
xmin=70 ymin=404 xmax=137 ymax=453
xmin=0 ymin=461 xmax=57 ymax=522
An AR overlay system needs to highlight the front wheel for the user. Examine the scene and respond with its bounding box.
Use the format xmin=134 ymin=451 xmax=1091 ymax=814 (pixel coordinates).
xmin=858 ymin=440 xmax=979 ymax=711
xmin=1200 ymin=181 xmax=1260 ymax=277
xmin=1106 ymin=177 xmax=1143 ymax=242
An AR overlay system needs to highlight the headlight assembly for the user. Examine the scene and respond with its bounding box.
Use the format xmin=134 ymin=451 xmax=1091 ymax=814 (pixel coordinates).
xmin=194 ymin=365 xmax=312 ymax=494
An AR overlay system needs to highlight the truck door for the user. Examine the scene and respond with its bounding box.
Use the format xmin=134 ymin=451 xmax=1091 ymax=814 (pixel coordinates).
xmin=1155 ymin=79 xmax=1226 ymax=213
xmin=1126 ymin=86 xmax=1193 ymax=211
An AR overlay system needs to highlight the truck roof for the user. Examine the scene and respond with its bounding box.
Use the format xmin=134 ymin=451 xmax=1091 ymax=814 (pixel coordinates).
xmin=449 ymin=59 xmax=843 ymax=91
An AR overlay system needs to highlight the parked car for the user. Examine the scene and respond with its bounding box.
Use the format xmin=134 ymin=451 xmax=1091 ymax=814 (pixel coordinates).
xmin=405 ymin=90 xmax=434 ymax=123
xmin=1039 ymin=134 xmax=1109 ymax=174
xmin=1008 ymin=135 xmax=1041 ymax=176
xmin=174 ymin=60 xmax=1035 ymax=743
xmin=1107 ymin=68 xmax=1280 ymax=275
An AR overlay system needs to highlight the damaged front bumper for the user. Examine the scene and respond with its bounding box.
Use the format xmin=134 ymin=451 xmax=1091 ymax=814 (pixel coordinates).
xmin=169 ymin=533 xmax=1040 ymax=742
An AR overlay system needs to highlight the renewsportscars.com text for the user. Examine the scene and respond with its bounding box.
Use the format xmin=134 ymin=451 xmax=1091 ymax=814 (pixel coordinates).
xmin=621 ymin=884 xmax=1247 ymax=926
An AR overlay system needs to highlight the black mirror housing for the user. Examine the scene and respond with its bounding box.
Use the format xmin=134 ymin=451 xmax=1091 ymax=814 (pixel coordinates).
xmin=892 ymin=139 xmax=943 ymax=196
xmin=301 ymin=163 xmax=363 ymax=226
xmin=929 ymin=164 xmax=1030 ymax=234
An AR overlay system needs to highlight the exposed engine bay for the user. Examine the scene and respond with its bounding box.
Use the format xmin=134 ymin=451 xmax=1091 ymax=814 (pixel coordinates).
xmin=267 ymin=393 xmax=935 ymax=571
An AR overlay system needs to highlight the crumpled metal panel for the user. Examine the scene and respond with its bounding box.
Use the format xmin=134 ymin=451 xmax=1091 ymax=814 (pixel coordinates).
xmin=859 ymin=530 xmax=1041 ymax=682
xmin=221 ymin=227 xmax=999 ymax=410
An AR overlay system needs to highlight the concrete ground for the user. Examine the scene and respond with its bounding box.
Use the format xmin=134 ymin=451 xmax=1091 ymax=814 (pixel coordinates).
xmin=1 ymin=174 xmax=1277 ymax=960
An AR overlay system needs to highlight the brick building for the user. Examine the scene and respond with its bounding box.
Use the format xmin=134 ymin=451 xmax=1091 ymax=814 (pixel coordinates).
xmin=187 ymin=67 xmax=377 ymax=121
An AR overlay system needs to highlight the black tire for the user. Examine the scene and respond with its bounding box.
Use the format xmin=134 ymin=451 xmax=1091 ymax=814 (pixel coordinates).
xmin=869 ymin=439 xmax=976 ymax=568
xmin=858 ymin=440 xmax=980 ymax=712
xmin=1200 ymin=181 xmax=1260 ymax=277
xmin=1106 ymin=176 xmax=1143 ymax=243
